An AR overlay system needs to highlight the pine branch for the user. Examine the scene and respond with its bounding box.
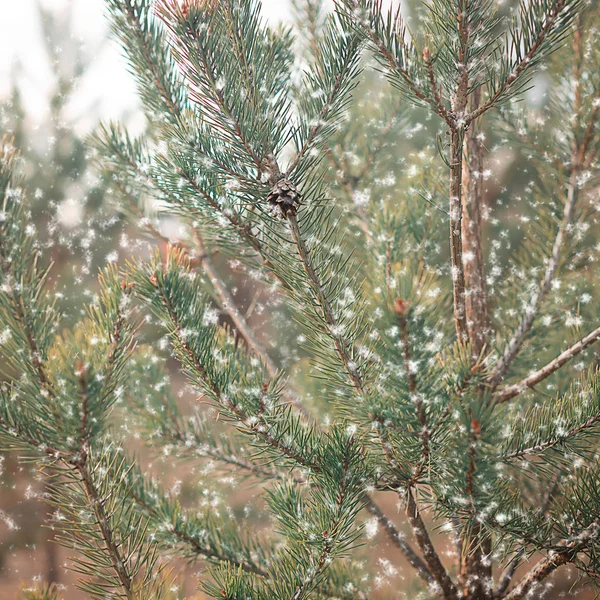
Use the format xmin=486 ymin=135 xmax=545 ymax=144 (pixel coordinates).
xmin=195 ymin=235 xmax=314 ymax=422
xmin=503 ymin=409 xmax=600 ymax=460
xmin=500 ymin=515 xmax=600 ymax=600
xmin=75 ymin=460 xmax=136 ymax=599
xmin=493 ymin=475 xmax=560 ymax=598
xmin=288 ymin=14 xmax=362 ymax=177
xmin=489 ymin=163 xmax=580 ymax=386
xmin=132 ymin=248 xmax=321 ymax=472
xmin=494 ymin=326 xmax=600 ymax=403
xmin=291 ymin=0 xmax=326 ymax=60
xmin=467 ymin=0 xmax=582 ymax=124
xmin=404 ymin=488 xmax=459 ymax=600
xmin=134 ymin=246 xmax=428 ymax=579
xmin=127 ymin=470 xmax=271 ymax=577
xmin=499 ymin=369 xmax=600 ymax=468
xmin=128 ymin=357 xmax=306 ymax=483
xmin=287 ymin=213 xmax=366 ymax=396
xmin=501 ymin=550 xmax=572 ymax=600
xmin=335 ymin=0 xmax=434 ymax=113
xmin=193 ymin=235 xmax=276 ymax=388
xmin=263 ymin=428 xmax=369 ymax=600
xmin=106 ymin=0 xmax=186 ymax=122
xmin=0 ymin=141 xmax=59 ymax=396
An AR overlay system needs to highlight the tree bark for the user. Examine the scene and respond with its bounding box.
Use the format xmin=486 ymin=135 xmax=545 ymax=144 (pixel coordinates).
xmin=461 ymin=91 xmax=489 ymax=357
xmin=449 ymin=128 xmax=469 ymax=342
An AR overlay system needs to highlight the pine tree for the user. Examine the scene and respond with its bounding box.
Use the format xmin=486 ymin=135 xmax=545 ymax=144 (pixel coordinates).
xmin=0 ymin=1 xmax=128 ymax=586
xmin=2 ymin=0 xmax=600 ymax=599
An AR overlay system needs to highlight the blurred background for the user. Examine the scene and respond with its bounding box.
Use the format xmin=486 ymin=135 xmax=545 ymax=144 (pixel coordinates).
xmin=0 ymin=0 xmax=596 ymax=598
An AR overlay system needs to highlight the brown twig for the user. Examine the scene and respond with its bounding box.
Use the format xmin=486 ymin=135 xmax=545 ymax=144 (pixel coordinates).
xmin=404 ymin=487 xmax=459 ymax=600
xmin=449 ymin=127 xmax=469 ymax=342
xmin=287 ymin=213 xmax=365 ymax=395
xmin=493 ymin=325 xmax=600 ymax=403
xmin=75 ymin=461 xmax=136 ymax=600
xmin=489 ymin=165 xmax=580 ymax=386
xmin=363 ymin=498 xmax=434 ymax=585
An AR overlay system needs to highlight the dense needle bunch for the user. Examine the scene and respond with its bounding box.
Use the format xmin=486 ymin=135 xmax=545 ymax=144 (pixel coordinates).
xmin=2 ymin=0 xmax=600 ymax=599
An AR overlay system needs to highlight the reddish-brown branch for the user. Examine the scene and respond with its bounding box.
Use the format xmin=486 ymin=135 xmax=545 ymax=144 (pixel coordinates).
xmin=364 ymin=498 xmax=434 ymax=585
xmin=501 ymin=518 xmax=600 ymax=599
xmin=423 ymin=47 xmax=452 ymax=126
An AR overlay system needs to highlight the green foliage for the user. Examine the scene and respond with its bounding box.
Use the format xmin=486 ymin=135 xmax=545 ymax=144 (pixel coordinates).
xmin=18 ymin=582 xmax=64 ymax=600
xmin=3 ymin=0 xmax=600 ymax=599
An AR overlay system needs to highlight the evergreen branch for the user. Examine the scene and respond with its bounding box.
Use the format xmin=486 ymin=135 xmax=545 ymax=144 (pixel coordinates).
xmin=92 ymin=123 xmax=278 ymax=275
xmin=195 ymin=209 xmax=430 ymax=583
xmin=46 ymin=445 xmax=166 ymax=600
xmin=264 ymin=428 xmax=368 ymax=600
xmin=499 ymin=369 xmax=600 ymax=465
xmin=74 ymin=459 xmax=136 ymax=599
xmin=467 ymin=0 xmax=581 ymax=124
xmin=494 ymin=326 xmax=600 ymax=403
xmin=489 ymin=166 xmax=579 ymax=386
xmin=423 ymin=47 xmax=452 ymax=125
xmin=335 ymin=0 xmax=433 ymax=112
xmin=169 ymin=162 xmax=281 ymax=276
xmin=288 ymin=16 xmax=363 ymax=177
xmin=106 ymin=0 xmax=186 ymax=121
xmin=127 ymin=474 xmax=271 ymax=577
xmin=159 ymin=423 xmax=302 ymax=482
xmin=158 ymin=1 xmax=274 ymax=173
xmin=404 ymin=488 xmax=459 ymax=600
xmin=132 ymin=249 xmax=321 ymax=472
xmin=493 ymin=475 xmax=560 ymax=598
xmin=0 ymin=141 xmax=59 ymax=396
xmin=194 ymin=233 xmax=314 ymax=422
xmin=501 ymin=549 xmax=572 ymax=600
xmin=500 ymin=516 xmax=600 ymax=600
xmin=287 ymin=213 xmax=365 ymax=396
xmin=128 ymin=358 xmax=306 ymax=483
xmin=134 ymin=249 xmax=425 ymax=578
xmin=291 ymin=0 xmax=327 ymax=60
xmin=0 ymin=396 xmax=65 ymax=460
xmin=503 ymin=406 xmax=600 ymax=460
xmin=130 ymin=445 xmax=370 ymax=600
xmin=195 ymin=237 xmax=275 ymax=374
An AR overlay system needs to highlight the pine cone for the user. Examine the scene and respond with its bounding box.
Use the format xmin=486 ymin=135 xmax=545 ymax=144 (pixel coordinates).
xmin=266 ymin=178 xmax=302 ymax=217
